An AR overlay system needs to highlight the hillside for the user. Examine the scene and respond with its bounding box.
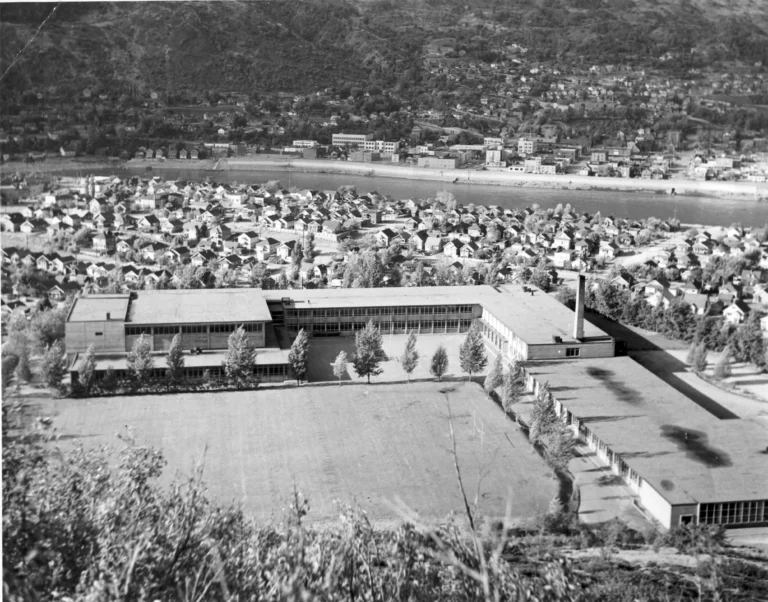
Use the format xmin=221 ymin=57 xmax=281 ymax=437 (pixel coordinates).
xmin=1 ymin=0 xmax=767 ymax=97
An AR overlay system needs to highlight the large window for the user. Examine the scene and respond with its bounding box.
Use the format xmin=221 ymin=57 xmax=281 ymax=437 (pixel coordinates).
xmin=242 ymin=323 xmax=263 ymax=333
xmin=125 ymin=326 xmax=148 ymax=336
xmin=340 ymin=308 xmax=353 ymax=317
xmin=326 ymin=308 xmax=339 ymax=318
xmin=298 ymin=309 xmax=312 ymax=318
xmin=407 ymin=320 xmax=419 ymax=330
xmin=434 ymin=320 xmax=446 ymax=330
xmin=447 ymin=320 xmax=459 ymax=330
xmin=393 ymin=321 xmax=406 ymax=330
xmin=182 ymin=325 xmax=207 ymax=334
xmin=394 ymin=306 xmax=406 ymax=315
xmin=210 ymin=323 xmax=237 ymax=333
xmin=434 ymin=306 xmax=447 ymax=314
xmin=154 ymin=325 xmax=180 ymax=335
xmin=354 ymin=308 xmax=367 ymax=316
xmin=565 ymin=348 xmax=581 ymax=357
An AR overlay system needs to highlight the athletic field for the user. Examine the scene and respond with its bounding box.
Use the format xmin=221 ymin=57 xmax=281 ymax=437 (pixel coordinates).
xmin=39 ymin=381 xmax=557 ymax=525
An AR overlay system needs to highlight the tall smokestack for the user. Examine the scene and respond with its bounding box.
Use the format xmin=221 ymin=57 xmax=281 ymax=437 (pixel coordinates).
xmin=573 ymin=274 xmax=585 ymax=340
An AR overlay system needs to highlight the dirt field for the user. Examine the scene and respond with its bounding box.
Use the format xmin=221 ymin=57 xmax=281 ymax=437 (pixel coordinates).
xmin=37 ymin=381 xmax=557 ymax=525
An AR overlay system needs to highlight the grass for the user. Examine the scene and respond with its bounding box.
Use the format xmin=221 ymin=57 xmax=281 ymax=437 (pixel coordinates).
xmin=37 ymin=380 xmax=557 ymax=525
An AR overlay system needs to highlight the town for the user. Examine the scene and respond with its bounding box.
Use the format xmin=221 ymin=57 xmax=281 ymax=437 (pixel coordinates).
xmin=3 ymin=2 xmax=768 ymax=599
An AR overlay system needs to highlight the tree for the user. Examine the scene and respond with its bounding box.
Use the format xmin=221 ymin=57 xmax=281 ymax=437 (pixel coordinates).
xmin=291 ymin=242 xmax=304 ymax=267
xmin=685 ymin=341 xmax=698 ymax=365
xmin=127 ymin=333 xmax=155 ymax=385
xmin=484 ymin=353 xmax=503 ymax=392
xmin=30 ymin=306 xmax=67 ymax=351
xmin=332 ymin=350 xmax=348 ymax=386
xmin=288 ymin=328 xmax=310 ymax=384
xmin=79 ymin=344 xmax=96 ymax=395
xmin=224 ymin=326 xmax=256 ymax=387
xmin=398 ymin=331 xmax=419 ymax=382
xmin=693 ymin=343 xmax=709 ymax=373
xmin=458 ymin=321 xmax=487 ymax=381
xmin=430 ymin=345 xmax=449 ymax=381
xmin=529 ymin=382 xmax=558 ymax=445
xmin=303 ymin=233 xmax=315 ymax=262
xmin=713 ymin=346 xmax=732 ymax=380
xmin=544 ymin=417 xmax=577 ymax=473
xmin=502 ymin=363 xmax=523 ymax=418
xmin=40 ymin=340 xmax=66 ymax=391
xmin=166 ymin=334 xmax=185 ymax=383
xmin=14 ymin=343 xmax=32 ymax=384
xmin=352 ymin=320 xmax=385 ymax=383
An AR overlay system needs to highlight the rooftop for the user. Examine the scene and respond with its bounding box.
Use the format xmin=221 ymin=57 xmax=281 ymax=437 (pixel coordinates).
xmin=67 ymin=294 xmax=131 ymax=322
xmin=127 ymin=289 xmax=272 ymax=325
xmin=264 ymin=285 xmax=609 ymax=347
xmin=524 ymin=357 xmax=768 ymax=505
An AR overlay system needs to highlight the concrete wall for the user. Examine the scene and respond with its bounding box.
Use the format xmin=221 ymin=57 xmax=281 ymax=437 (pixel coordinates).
xmin=65 ymin=320 xmax=126 ymax=354
xmin=639 ymin=480 xmax=673 ymax=529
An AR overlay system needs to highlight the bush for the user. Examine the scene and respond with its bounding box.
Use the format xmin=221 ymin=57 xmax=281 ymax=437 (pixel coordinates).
xmin=655 ymin=523 xmax=727 ymax=555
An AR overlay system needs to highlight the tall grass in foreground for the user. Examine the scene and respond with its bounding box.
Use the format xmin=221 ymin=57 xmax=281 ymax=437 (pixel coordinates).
xmin=3 ymin=400 xmax=763 ymax=602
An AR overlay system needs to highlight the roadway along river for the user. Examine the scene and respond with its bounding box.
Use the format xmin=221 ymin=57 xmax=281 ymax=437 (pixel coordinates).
xmin=85 ymin=166 xmax=768 ymax=227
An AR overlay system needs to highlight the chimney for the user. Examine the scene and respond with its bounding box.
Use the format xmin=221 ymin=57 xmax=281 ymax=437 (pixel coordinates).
xmin=573 ymin=274 xmax=585 ymax=340
xmin=106 ymin=312 xmax=111 ymax=320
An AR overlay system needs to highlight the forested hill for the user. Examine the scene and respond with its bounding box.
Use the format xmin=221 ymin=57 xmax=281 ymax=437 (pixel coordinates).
xmin=1 ymin=0 xmax=767 ymax=97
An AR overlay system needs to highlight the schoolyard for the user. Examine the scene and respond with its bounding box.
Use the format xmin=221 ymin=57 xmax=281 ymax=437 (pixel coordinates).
xmin=37 ymin=381 xmax=557 ymax=525
xmin=305 ymin=333 xmax=493 ymax=383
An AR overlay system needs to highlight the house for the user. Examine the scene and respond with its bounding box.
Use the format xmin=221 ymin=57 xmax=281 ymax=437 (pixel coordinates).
xmin=459 ymin=241 xmax=480 ymax=259
xmin=237 ymin=231 xmax=260 ymax=250
xmin=92 ymin=231 xmax=116 ymax=253
xmin=1 ymin=213 xmax=25 ymax=232
xmin=138 ymin=215 xmax=160 ymax=231
xmin=411 ymin=231 xmax=429 ymax=252
xmin=723 ymin=300 xmax=750 ymax=325
xmin=48 ymin=280 xmax=81 ymax=302
xmin=425 ymin=236 xmax=443 ymax=254
xmin=553 ymin=231 xmax=573 ymax=250
xmin=20 ymin=219 xmax=46 ymax=233
xmin=160 ymin=219 xmax=183 ymax=235
xmin=191 ymin=249 xmax=217 ymax=267
xmin=255 ymin=238 xmax=280 ymax=262
xmin=684 ymin=293 xmax=710 ymax=316
xmin=276 ymin=240 xmax=298 ymax=261
xmin=183 ymin=222 xmax=203 ymax=241
xmin=164 ymin=247 xmax=190 ymax=263
xmin=376 ymin=228 xmax=398 ymax=247
xmin=553 ymin=250 xmax=573 ymax=269
xmin=597 ymin=241 xmax=619 ymax=260
xmin=141 ymin=242 xmax=168 ymax=262
xmin=322 ymin=220 xmax=343 ymax=234
xmin=443 ymin=239 xmax=464 ymax=258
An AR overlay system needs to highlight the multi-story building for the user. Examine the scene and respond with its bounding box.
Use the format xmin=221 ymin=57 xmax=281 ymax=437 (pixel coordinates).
xmin=332 ymin=133 xmax=374 ymax=146
xmin=360 ymin=140 xmax=399 ymax=154
xmin=292 ymin=140 xmax=319 ymax=148
xmin=518 ymin=138 xmax=537 ymax=155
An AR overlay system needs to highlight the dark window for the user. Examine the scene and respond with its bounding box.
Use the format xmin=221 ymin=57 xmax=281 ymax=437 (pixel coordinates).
xmin=565 ymin=348 xmax=581 ymax=357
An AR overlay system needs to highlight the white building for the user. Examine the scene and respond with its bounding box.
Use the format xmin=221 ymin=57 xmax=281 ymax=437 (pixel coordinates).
xmin=292 ymin=140 xmax=319 ymax=148
xmin=332 ymin=133 xmax=374 ymax=146
xmin=518 ymin=138 xmax=538 ymax=155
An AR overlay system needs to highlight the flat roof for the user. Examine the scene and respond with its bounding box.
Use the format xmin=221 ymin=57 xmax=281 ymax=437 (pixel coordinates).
xmin=524 ymin=357 xmax=768 ymax=505
xmin=127 ymin=289 xmax=272 ymax=325
xmin=483 ymin=284 xmax=607 ymax=345
xmin=68 ymin=294 xmax=131 ymax=322
xmin=264 ymin=285 xmax=609 ymax=346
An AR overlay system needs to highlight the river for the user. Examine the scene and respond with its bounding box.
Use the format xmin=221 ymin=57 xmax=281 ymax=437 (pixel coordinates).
xmin=69 ymin=165 xmax=768 ymax=227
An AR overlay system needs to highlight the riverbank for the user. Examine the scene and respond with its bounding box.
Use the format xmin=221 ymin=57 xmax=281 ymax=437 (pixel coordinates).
xmin=3 ymin=156 xmax=767 ymax=200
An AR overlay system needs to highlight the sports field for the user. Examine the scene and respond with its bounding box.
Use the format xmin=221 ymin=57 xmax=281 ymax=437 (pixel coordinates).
xmin=39 ymin=381 xmax=557 ymax=525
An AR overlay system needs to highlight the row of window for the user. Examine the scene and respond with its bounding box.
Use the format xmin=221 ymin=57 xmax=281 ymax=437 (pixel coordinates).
xmin=125 ymin=323 xmax=264 ymax=336
xmin=91 ymin=365 xmax=287 ymax=380
xmin=699 ymin=501 xmax=767 ymax=525
xmin=284 ymin=305 xmax=475 ymax=318
xmin=288 ymin=319 xmax=473 ymax=333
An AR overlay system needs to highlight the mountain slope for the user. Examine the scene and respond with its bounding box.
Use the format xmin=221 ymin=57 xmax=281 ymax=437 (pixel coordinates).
xmin=1 ymin=0 xmax=767 ymax=98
